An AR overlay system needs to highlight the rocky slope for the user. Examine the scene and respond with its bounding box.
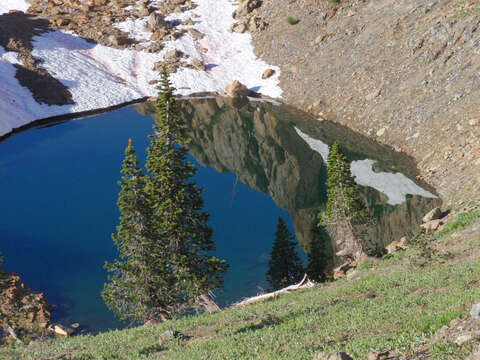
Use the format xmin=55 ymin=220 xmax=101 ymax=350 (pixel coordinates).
xmin=0 ymin=270 xmax=51 ymax=344
xmin=239 ymin=0 xmax=480 ymax=209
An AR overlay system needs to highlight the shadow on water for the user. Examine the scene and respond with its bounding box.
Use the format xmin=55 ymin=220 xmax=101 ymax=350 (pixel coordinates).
xmin=138 ymin=97 xmax=441 ymax=269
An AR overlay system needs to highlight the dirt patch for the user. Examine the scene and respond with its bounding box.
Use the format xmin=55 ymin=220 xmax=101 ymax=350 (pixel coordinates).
xmin=0 ymin=11 xmax=73 ymax=105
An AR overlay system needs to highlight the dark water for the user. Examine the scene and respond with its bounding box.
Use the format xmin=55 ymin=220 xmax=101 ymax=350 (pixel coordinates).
xmin=0 ymin=98 xmax=439 ymax=332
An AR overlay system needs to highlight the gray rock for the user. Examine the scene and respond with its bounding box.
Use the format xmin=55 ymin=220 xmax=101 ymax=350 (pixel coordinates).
xmin=225 ymin=80 xmax=254 ymax=97
xmin=470 ymin=302 xmax=480 ymax=320
xmin=164 ymin=49 xmax=182 ymax=62
xmin=366 ymin=350 xmax=402 ymax=360
xmin=231 ymin=22 xmax=247 ymax=33
xmin=147 ymin=13 xmax=167 ymax=31
xmin=53 ymin=324 xmax=75 ymax=337
xmin=191 ymin=59 xmax=206 ymax=71
xmin=422 ymin=207 xmax=443 ymax=223
xmin=455 ymin=333 xmax=472 ymax=346
xmin=108 ymin=34 xmax=129 ymax=46
xmin=188 ymin=28 xmax=204 ymax=40
xmin=420 ymin=219 xmax=442 ymax=232
xmin=328 ymin=352 xmax=353 ymax=360
xmin=262 ymin=68 xmax=275 ymax=79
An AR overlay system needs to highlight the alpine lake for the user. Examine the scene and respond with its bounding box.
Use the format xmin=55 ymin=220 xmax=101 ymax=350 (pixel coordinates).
xmin=0 ymin=97 xmax=440 ymax=332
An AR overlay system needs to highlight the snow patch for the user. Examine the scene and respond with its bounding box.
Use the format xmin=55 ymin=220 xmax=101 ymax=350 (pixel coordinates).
xmin=294 ymin=127 xmax=437 ymax=205
xmin=294 ymin=127 xmax=330 ymax=162
xmin=0 ymin=0 xmax=30 ymax=14
xmin=0 ymin=0 xmax=282 ymax=137
xmin=350 ymin=159 xmax=437 ymax=205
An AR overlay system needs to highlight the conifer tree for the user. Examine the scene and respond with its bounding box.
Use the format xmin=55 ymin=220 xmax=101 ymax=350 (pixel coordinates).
xmin=306 ymin=226 xmax=328 ymax=282
xmin=318 ymin=142 xmax=371 ymax=260
xmin=266 ymin=216 xmax=304 ymax=290
xmin=103 ymin=67 xmax=228 ymax=323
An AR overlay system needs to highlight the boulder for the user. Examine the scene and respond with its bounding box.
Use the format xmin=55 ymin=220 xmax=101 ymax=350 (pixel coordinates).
xmin=164 ymin=49 xmax=182 ymax=62
xmin=262 ymin=68 xmax=275 ymax=79
xmin=191 ymin=59 xmax=206 ymax=71
xmin=455 ymin=333 xmax=473 ymax=346
xmin=225 ymin=80 xmax=254 ymax=98
xmin=420 ymin=219 xmax=442 ymax=232
xmin=422 ymin=207 xmax=442 ymax=223
xmin=470 ymin=302 xmax=480 ymax=320
xmin=366 ymin=350 xmax=402 ymax=360
xmin=328 ymin=352 xmax=353 ymax=360
xmin=54 ymin=324 xmax=75 ymax=337
xmin=188 ymin=28 xmax=204 ymax=40
xmin=147 ymin=13 xmax=167 ymax=31
xmin=151 ymin=29 xmax=167 ymax=41
xmin=333 ymin=262 xmax=356 ymax=280
xmin=231 ymin=22 xmax=247 ymax=33
xmin=234 ymin=0 xmax=261 ymax=18
xmin=385 ymin=237 xmax=407 ymax=254
xmin=108 ymin=34 xmax=128 ymax=46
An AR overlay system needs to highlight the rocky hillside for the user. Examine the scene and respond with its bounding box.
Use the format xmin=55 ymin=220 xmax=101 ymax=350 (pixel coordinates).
xmin=0 ymin=270 xmax=51 ymax=344
xmin=233 ymin=0 xmax=480 ymax=209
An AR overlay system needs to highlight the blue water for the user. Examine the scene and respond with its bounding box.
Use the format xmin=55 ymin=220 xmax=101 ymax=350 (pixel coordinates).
xmin=0 ymin=107 xmax=296 ymax=332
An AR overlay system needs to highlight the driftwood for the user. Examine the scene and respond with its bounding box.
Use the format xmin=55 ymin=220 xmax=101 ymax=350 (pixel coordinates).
xmin=234 ymin=274 xmax=315 ymax=307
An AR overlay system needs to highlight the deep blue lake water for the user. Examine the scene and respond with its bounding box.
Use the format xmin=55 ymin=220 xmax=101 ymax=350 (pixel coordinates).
xmin=0 ymin=98 xmax=439 ymax=332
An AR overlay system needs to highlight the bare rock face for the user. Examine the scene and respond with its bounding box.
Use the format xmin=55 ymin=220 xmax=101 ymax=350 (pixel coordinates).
xmin=225 ymin=80 xmax=254 ymax=98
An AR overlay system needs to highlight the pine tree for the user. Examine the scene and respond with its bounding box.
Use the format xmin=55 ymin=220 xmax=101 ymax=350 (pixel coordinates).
xmin=266 ymin=216 xmax=304 ymax=290
xmin=103 ymin=67 xmax=228 ymax=323
xmin=318 ymin=142 xmax=371 ymax=260
xmin=306 ymin=226 xmax=328 ymax=282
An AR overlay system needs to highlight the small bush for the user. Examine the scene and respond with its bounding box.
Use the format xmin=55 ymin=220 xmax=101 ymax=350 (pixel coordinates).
xmin=287 ymin=16 xmax=299 ymax=25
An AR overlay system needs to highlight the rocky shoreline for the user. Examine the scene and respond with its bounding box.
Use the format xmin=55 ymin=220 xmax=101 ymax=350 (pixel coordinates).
xmin=0 ymin=270 xmax=51 ymax=344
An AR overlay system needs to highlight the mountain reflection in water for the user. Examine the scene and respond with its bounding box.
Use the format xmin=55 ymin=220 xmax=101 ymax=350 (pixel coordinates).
xmin=138 ymin=97 xmax=440 ymax=268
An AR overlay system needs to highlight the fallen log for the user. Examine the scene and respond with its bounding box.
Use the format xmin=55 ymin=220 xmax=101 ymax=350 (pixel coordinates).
xmin=234 ymin=274 xmax=315 ymax=307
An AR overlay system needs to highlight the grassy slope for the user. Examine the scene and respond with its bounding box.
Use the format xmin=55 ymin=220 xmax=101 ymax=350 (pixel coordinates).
xmin=1 ymin=211 xmax=479 ymax=360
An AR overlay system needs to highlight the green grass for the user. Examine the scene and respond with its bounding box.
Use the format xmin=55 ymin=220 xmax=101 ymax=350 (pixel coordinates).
xmin=436 ymin=209 xmax=479 ymax=238
xmin=1 ymin=218 xmax=479 ymax=360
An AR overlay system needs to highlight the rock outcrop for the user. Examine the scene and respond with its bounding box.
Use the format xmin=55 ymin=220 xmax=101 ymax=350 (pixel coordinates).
xmin=0 ymin=270 xmax=52 ymax=344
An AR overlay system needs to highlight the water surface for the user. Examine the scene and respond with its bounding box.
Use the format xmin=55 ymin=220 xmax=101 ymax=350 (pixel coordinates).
xmin=0 ymin=98 xmax=439 ymax=332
